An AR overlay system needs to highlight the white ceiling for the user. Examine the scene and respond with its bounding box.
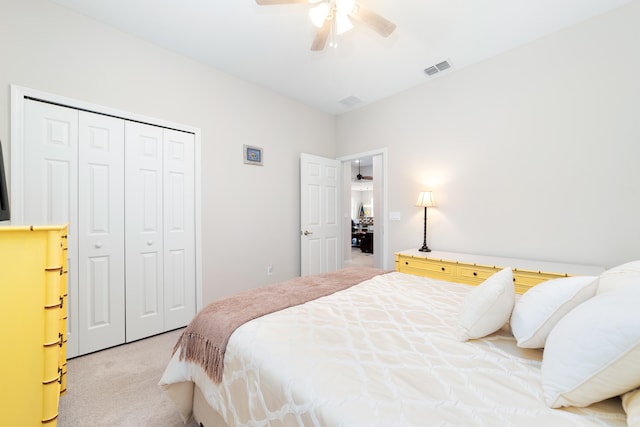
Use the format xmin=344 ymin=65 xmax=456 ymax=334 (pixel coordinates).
xmin=52 ymin=0 xmax=630 ymax=115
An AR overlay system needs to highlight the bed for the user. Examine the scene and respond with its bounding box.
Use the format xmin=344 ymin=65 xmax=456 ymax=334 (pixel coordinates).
xmin=160 ymin=263 xmax=640 ymax=427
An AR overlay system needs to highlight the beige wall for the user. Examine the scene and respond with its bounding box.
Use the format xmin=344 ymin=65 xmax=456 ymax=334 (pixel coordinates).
xmin=336 ymin=1 xmax=640 ymax=269
xmin=0 ymin=0 xmax=335 ymax=303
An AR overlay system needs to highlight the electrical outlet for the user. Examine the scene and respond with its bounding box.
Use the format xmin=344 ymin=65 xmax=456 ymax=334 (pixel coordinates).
xmin=267 ymin=264 xmax=273 ymax=275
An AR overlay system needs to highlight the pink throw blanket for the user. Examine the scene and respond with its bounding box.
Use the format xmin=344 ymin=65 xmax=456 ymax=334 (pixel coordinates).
xmin=173 ymin=267 xmax=390 ymax=383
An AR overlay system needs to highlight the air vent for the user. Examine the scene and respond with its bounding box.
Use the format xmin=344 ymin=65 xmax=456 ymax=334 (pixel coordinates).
xmin=424 ymin=66 xmax=438 ymax=76
xmin=436 ymin=61 xmax=450 ymax=71
xmin=339 ymin=96 xmax=362 ymax=107
xmin=424 ymin=60 xmax=452 ymax=76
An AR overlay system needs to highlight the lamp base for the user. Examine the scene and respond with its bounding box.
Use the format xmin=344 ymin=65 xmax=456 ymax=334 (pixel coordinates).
xmin=418 ymin=246 xmax=431 ymax=252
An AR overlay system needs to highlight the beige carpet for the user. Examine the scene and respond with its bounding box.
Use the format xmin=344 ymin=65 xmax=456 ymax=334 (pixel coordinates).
xmin=58 ymin=328 xmax=199 ymax=427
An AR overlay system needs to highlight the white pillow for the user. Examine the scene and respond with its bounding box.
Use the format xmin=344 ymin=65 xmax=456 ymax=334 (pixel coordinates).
xmin=597 ymin=260 xmax=640 ymax=295
xmin=541 ymin=286 xmax=640 ymax=408
xmin=457 ymin=267 xmax=515 ymax=341
xmin=510 ymin=276 xmax=598 ymax=348
xmin=622 ymin=388 xmax=640 ymax=427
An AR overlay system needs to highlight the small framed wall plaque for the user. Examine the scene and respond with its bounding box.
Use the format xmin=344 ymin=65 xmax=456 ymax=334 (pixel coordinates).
xmin=243 ymin=144 xmax=263 ymax=166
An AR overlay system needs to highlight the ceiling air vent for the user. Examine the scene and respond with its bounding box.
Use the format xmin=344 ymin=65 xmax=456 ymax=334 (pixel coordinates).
xmin=424 ymin=60 xmax=451 ymax=76
xmin=339 ymin=96 xmax=362 ymax=107
xmin=424 ymin=66 xmax=438 ymax=76
xmin=436 ymin=61 xmax=450 ymax=71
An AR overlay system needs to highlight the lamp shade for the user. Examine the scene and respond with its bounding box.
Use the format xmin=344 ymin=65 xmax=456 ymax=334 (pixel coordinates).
xmin=416 ymin=191 xmax=436 ymax=208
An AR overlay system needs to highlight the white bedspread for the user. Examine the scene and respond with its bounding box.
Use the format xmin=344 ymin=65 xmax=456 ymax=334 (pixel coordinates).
xmin=160 ymin=271 xmax=626 ymax=426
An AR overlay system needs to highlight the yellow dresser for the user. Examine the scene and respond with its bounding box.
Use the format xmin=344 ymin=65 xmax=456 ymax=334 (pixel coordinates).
xmin=396 ymin=249 xmax=604 ymax=294
xmin=0 ymin=225 xmax=68 ymax=426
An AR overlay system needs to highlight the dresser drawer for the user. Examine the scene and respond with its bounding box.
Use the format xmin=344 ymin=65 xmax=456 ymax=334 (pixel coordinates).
xmin=41 ymin=378 xmax=61 ymax=423
xmin=60 ymin=363 xmax=67 ymax=395
xmin=456 ymin=264 xmax=500 ymax=285
xmin=513 ymin=270 xmax=567 ymax=294
xmin=397 ymin=256 xmax=456 ymax=281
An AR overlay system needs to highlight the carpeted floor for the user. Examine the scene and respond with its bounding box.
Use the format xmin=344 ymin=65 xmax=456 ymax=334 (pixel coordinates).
xmin=344 ymin=247 xmax=374 ymax=268
xmin=58 ymin=328 xmax=199 ymax=427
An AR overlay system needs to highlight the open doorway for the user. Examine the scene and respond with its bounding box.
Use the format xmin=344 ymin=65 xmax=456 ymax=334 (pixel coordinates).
xmin=349 ymin=158 xmax=375 ymax=267
xmin=339 ymin=149 xmax=387 ymax=270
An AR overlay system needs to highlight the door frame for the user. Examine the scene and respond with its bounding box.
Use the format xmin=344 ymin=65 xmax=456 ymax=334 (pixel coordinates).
xmin=338 ymin=148 xmax=389 ymax=270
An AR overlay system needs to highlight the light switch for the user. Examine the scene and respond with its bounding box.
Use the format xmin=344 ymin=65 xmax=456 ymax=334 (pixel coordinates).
xmin=389 ymin=211 xmax=401 ymax=221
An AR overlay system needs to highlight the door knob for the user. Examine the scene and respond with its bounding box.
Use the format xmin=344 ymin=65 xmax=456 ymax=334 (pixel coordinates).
xmin=303 ymin=230 xmax=313 ymax=236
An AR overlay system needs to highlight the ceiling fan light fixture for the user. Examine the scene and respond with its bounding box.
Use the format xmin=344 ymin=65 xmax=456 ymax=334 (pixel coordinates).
xmin=309 ymin=3 xmax=329 ymax=28
xmin=336 ymin=0 xmax=355 ymax=16
xmin=335 ymin=14 xmax=353 ymax=34
xmin=257 ymin=0 xmax=394 ymax=51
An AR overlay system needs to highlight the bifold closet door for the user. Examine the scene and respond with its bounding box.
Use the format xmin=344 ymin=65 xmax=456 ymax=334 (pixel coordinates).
xmin=125 ymin=122 xmax=196 ymax=341
xmin=125 ymin=122 xmax=165 ymax=341
xmin=23 ymin=99 xmax=79 ymax=357
xmin=22 ymin=101 xmax=126 ymax=358
xmin=163 ymin=129 xmax=196 ymax=331
xmin=77 ymin=111 xmax=126 ymax=354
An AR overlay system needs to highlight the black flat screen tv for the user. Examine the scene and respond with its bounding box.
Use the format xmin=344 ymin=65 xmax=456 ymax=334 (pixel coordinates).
xmin=0 ymin=139 xmax=10 ymax=221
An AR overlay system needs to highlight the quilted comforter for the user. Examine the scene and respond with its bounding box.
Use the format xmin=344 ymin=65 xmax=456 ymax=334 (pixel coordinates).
xmin=160 ymin=271 xmax=626 ymax=426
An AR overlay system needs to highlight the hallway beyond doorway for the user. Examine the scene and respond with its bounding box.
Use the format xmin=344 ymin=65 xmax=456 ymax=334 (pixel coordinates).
xmin=345 ymin=247 xmax=374 ymax=268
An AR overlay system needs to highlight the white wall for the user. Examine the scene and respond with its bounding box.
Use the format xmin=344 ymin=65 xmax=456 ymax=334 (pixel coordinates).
xmin=336 ymin=1 xmax=640 ymax=270
xmin=3 ymin=0 xmax=638 ymax=301
xmin=0 ymin=0 xmax=335 ymax=303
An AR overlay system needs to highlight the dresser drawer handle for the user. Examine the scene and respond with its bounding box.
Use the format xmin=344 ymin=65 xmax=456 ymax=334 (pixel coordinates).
xmin=405 ymin=261 xmax=409 ymax=265
xmin=473 ymin=272 xmax=477 ymax=276
xmin=441 ymin=267 xmax=445 ymax=271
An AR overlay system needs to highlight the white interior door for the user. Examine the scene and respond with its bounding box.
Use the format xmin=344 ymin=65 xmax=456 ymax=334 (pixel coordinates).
xmin=125 ymin=121 xmax=164 ymax=341
xmin=22 ymin=99 xmax=80 ymax=358
xmin=77 ymin=111 xmax=125 ymax=354
xmin=163 ymin=128 xmax=196 ymax=330
xmin=300 ymin=153 xmax=341 ymax=276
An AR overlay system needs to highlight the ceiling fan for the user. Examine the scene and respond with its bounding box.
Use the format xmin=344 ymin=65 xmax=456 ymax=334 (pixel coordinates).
xmin=255 ymin=0 xmax=397 ymax=51
xmin=355 ymin=162 xmax=373 ymax=181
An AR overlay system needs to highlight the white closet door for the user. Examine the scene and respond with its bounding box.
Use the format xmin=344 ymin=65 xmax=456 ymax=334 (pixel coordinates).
xmin=77 ymin=111 xmax=126 ymax=354
xmin=125 ymin=121 xmax=164 ymax=341
xmin=163 ymin=129 xmax=196 ymax=330
xmin=23 ymin=99 xmax=80 ymax=358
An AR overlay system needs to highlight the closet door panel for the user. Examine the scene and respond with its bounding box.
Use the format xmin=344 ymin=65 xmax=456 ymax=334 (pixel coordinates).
xmin=163 ymin=129 xmax=196 ymax=330
xmin=125 ymin=121 xmax=164 ymax=342
xmin=23 ymin=101 xmax=77 ymax=225
xmin=23 ymin=99 xmax=80 ymax=358
xmin=78 ymin=111 xmax=125 ymax=354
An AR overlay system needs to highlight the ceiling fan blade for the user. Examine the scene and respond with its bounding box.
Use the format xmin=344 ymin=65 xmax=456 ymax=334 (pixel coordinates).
xmin=255 ymin=0 xmax=311 ymax=5
xmin=311 ymin=16 xmax=332 ymax=51
xmin=350 ymin=4 xmax=396 ymax=37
